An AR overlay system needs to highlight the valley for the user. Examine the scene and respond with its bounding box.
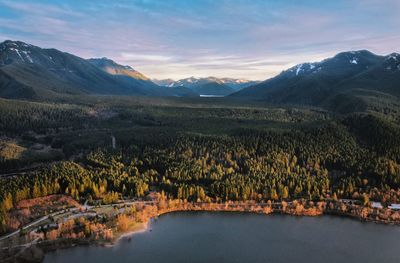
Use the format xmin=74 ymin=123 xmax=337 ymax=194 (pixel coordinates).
xmin=1 ymin=1 xmax=399 ymax=262
xmin=0 ymin=41 xmax=399 ymax=263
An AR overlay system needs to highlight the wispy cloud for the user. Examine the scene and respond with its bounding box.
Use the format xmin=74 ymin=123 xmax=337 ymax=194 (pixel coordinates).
xmin=0 ymin=0 xmax=399 ymax=80
xmin=0 ymin=0 xmax=83 ymax=17
xmin=121 ymin=53 xmax=173 ymax=62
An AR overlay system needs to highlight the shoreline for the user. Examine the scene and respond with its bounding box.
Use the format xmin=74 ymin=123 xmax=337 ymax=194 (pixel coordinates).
xmin=44 ymin=208 xmax=400 ymax=251
xmin=106 ymin=204 xmax=400 ymax=246
xmin=111 ymin=221 xmax=149 ymax=246
xmin=3 ymin=200 xmax=400 ymax=263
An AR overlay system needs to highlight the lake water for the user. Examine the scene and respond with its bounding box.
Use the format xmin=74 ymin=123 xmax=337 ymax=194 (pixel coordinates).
xmin=44 ymin=212 xmax=400 ymax=263
xmin=199 ymin=95 xmax=225 ymax=97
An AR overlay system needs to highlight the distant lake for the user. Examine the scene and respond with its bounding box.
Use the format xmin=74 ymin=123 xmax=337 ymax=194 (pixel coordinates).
xmin=199 ymin=95 xmax=225 ymax=97
xmin=44 ymin=212 xmax=400 ymax=263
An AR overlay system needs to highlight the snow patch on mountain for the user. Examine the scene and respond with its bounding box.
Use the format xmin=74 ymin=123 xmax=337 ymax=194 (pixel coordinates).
xmin=387 ymin=53 xmax=399 ymax=61
xmin=9 ymin=48 xmax=24 ymax=62
xmin=295 ymin=64 xmax=303 ymax=76
xmin=350 ymin=58 xmax=358 ymax=64
xmin=287 ymin=63 xmax=319 ymax=76
xmin=22 ymin=50 xmax=33 ymax=63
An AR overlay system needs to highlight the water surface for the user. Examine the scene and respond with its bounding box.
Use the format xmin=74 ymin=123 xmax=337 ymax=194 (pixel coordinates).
xmin=44 ymin=212 xmax=400 ymax=263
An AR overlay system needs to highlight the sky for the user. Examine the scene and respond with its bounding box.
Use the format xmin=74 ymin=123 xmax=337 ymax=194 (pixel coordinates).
xmin=0 ymin=0 xmax=399 ymax=80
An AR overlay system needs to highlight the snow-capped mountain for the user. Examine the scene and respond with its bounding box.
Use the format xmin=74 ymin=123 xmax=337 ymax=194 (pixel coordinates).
xmin=0 ymin=40 xmax=36 ymax=65
xmin=232 ymin=50 xmax=400 ymax=112
xmin=153 ymin=77 xmax=234 ymax=96
xmin=153 ymin=77 xmax=260 ymax=93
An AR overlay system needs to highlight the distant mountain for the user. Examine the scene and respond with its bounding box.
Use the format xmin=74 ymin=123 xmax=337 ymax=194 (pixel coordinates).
xmin=153 ymin=77 xmax=258 ymax=96
xmin=154 ymin=77 xmax=258 ymax=90
xmin=217 ymin=78 xmax=261 ymax=91
xmin=0 ymin=40 xmax=171 ymax=99
xmin=3 ymin=40 xmax=398 ymax=108
xmin=231 ymin=50 xmax=400 ymax=112
xmin=152 ymin=78 xmax=176 ymax=87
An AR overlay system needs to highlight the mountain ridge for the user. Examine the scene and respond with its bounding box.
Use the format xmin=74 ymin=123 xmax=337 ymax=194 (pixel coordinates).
xmin=153 ymin=76 xmax=259 ymax=90
xmin=0 ymin=40 xmax=161 ymax=98
xmin=1 ymin=40 xmax=399 ymax=109
xmin=231 ymin=50 xmax=400 ymax=113
xmin=153 ymin=76 xmax=260 ymax=96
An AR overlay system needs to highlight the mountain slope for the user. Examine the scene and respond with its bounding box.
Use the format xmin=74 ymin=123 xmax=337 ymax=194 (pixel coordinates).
xmin=231 ymin=50 xmax=400 ymax=112
xmin=87 ymin=57 xmax=149 ymax=80
xmin=87 ymin=57 xmax=170 ymax=96
xmin=0 ymin=70 xmax=36 ymax=99
xmin=0 ymin=40 xmax=130 ymax=95
xmin=0 ymin=40 xmax=168 ymax=99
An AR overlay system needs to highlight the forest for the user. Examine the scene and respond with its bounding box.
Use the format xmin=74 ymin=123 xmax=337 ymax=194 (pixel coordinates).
xmin=0 ymin=96 xmax=399 ymax=232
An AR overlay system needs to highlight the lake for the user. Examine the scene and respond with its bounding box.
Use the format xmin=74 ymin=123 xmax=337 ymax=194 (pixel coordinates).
xmin=44 ymin=212 xmax=400 ymax=263
xmin=199 ymin=95 xmax=225 ymax=97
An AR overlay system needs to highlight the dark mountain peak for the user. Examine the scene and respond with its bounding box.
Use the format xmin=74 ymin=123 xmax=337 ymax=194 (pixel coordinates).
xmin=334 ymin=50 xmax=376 ymax=58
xmin=0 ymin=40 xmax=32 ymax=48
xmin=383 ymin=53 xmax=400 ymax=71
xmin=386 ymin=53 xmax=400 ymax=61
xmin=280 ymin=50 xmax=383 ymax=79
xmin=0 ymin=40 xmax=38 ymax=65
xmin=338 ymin=49 xmax=373 ymax=55
xmin=332 ymin=50 xmax=381 ymax=66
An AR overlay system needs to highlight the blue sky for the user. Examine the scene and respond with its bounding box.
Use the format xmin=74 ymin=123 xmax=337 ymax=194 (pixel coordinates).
xmin=0 ymin=0 xmax=399 ymax=80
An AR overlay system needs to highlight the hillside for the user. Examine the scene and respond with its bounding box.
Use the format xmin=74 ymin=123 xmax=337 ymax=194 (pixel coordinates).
xmin=87 ymin=57 xmax=150 ymax=81
xmin=232 ymin=50 xmax=400 ymax=113
xmin=87 ymin=57 xmax=172 ymax=96
xmin=0 ymin=40 xmax=169 ymax=99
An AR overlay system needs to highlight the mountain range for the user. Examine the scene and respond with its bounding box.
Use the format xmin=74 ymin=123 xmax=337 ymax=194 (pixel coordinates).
xmin=0 ymin=40 xmax=165 ymax=98
xmin=0 ymin=40 xmax=399 ymax=113
xmin=153 ymin=77 xmax=260 ymax=96
xmin=232 ymin=50 xmax=400 ymax=112
xmin=0 ymin=40 xmax=251 ymax=99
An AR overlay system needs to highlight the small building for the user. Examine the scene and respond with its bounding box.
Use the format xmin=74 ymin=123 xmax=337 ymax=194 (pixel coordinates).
xmin=371 ymin=202 xmax=383 ymax=209
xmin=388 ymin=204 xmax=400 ymax=210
